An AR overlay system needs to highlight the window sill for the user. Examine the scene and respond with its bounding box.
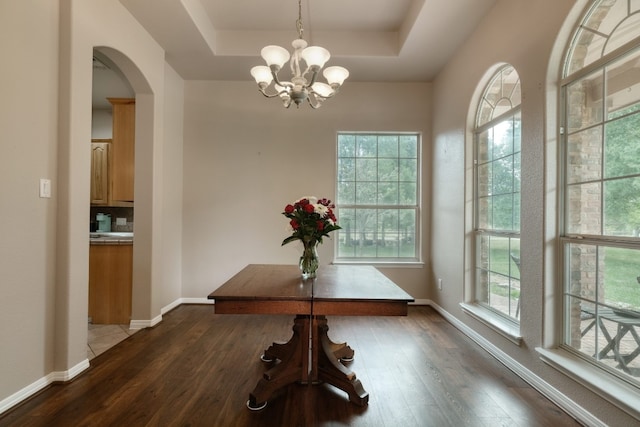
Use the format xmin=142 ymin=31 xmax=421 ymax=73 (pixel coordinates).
xmin=460 ymin=302 xmax=522 ymax=345
xmin=537 ymin=347 xmax=640 ymax=420
xmin=332 ymin=260 xmax=424 ymax=268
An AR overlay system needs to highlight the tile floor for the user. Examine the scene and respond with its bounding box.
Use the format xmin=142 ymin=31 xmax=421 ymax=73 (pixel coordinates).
xmin=87 ymin=323 xmax=138 ymax=360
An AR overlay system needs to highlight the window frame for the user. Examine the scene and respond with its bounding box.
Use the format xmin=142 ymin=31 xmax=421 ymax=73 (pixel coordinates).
xmin=559 ymin=47 xmax=640 ymax=386
xmin=334 ymin=131 xmax=422 ymax=265
xmin=542 ymin=0 xmax=640 ymax=417
xmin=471 ymin=65 xmax=523 ymax=325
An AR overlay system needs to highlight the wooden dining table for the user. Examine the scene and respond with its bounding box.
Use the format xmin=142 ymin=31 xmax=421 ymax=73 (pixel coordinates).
xmin=207 ymin=264 xmax=415 ymax=410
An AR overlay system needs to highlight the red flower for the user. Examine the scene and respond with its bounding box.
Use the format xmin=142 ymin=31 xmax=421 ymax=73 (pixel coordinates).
xmin=281 ymin=196 xmax=341 ymax=247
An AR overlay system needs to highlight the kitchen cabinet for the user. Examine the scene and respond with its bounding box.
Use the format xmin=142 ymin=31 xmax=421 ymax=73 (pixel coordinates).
xmin=89 ymin=243 xmax=133 ymax=324
xmin=108 ymin=97 xmax=135 ymax=202
xmin=90 ymin=141 xmax=110 ymax=205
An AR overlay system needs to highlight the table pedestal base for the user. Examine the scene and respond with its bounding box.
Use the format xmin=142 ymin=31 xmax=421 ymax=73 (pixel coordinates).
xmin=248 ymin=315 xmax=369 ymax=409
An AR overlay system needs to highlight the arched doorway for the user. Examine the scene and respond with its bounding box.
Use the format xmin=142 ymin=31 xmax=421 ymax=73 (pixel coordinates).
xmin=88 ymin=46 xmax=155 ymax=349
xmin=88 ymin=51 xmax=136 ymax=357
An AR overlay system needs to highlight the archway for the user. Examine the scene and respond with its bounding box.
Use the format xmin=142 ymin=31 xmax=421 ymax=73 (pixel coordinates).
xmin=92 ymin=46 xmax=155 ymax=329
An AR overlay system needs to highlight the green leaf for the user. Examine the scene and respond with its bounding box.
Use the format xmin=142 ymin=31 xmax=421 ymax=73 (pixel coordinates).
xmin=282 ymin=236 xmax=300 ymax=246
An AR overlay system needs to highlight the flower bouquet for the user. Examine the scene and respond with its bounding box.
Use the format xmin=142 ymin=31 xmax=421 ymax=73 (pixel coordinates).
xmin=282 ymin=197 xmax=341 ymax=278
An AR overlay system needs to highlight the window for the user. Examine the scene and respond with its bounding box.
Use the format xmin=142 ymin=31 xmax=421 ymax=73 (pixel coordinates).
xmin=561 ymin=0 xmax=640 ymax=385
xmin=335 ymin=133 xmax=420 ymax=263
xmin=473 ymin=65 xmax=522 ymax=322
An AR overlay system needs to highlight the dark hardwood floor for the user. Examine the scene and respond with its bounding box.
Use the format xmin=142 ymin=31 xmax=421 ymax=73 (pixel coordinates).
xmin=0 ymin=305 xmax=581 ymax=427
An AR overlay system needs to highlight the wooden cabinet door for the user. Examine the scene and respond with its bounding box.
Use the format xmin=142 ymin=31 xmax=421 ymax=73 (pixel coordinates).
xmin=90 ymin=142 xmax=110 ymax=205
xmin=89 ymin=244 xmax=133 ymax=324
xmin=108 ymin=98 xmax=135 ymax=202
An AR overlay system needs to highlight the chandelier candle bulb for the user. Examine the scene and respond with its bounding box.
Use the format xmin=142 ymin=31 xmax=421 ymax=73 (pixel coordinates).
xmin=323 ymin=66 xmax=350 ymax=86
xmin=311 ymin=82 xmax=333 ymax=98
xmin=250 ymin=66 xmax=273 ymax=86
xmin=261 ymin=45 xmax=290 ymax=69
xmin=301 ymin=46 xmax=330 ymax=68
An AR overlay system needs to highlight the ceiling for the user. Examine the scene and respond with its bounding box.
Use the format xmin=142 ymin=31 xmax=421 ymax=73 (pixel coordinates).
xmin=118 ymin=0 xmax=497 ymax=83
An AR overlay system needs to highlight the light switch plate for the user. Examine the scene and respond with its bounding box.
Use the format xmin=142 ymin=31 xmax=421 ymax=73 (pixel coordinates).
xmin=116 ymin=217 xmax=127 ymax=226
xmin=39 ymin=178 xmax=51 ymax=198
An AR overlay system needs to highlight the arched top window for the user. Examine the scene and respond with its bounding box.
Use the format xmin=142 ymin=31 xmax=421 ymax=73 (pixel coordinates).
xmin=476 ymin=65 xmax=521 ymax=128
xmin=472 ymin=64 xmax=522 ymax=323
xmin=560 ymin=0 xmax=640 ymax=392
xmin=564 ymin=0 xmax=640 ymax=77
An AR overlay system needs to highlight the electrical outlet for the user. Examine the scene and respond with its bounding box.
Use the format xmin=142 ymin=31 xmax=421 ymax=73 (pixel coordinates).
xmin=438 ymin=278 xmax=443 ymax=290
xmin=116 ymin=217 xmax=127 ymax=226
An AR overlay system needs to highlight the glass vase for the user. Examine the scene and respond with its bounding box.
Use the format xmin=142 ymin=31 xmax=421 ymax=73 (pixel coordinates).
xmin=299 ymin=242 xmax=319 ymax=279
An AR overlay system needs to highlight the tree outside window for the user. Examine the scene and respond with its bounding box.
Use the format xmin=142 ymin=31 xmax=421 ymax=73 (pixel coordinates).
xmin=336 ymin=133 xmax=420 ymax=262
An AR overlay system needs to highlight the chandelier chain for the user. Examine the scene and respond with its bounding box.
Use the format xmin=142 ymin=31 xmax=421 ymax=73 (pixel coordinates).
xmin=296 ymin=0 xmax=304 ymax=39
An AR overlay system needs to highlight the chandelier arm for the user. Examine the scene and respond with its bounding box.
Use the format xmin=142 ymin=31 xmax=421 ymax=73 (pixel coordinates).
xmin=306 ymin=94 xmax=323 ymax=109
xmin=257 ymin=86 xmax=292 ymax=99
xmin=270 ymin=67 xmax=294 ymax=90
xmin=308 ymin=87 xmax=335 ymax=101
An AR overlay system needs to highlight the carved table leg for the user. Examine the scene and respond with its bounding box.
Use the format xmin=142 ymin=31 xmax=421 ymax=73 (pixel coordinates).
xmin=247 ymin=315 xmax=368 ymax=410
xmin=261 ymin=315 xmax=307 ymax=362
xmin=324 ymin=333 xmax=355 ymax=362
xmin=247 ymin=315 xmax=310 ymax=410
xmin=313 ymin=316 xmax=369 ymax=407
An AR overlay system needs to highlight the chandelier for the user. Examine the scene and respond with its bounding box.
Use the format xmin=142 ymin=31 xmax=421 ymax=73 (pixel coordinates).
xmin=250 ymin=0 xmax=349 ymax=109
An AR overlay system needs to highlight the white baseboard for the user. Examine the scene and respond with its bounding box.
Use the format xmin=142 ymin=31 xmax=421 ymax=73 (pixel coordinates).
xmin=427 ymin=300 xmax=606 ymax=427
xmin=0 ymin=358 xmax=90 ymax=416
xmin=129 ymin=314 xmax=162 ymax=330
xmin=129 ymin=298 xmax=214 ymax=329
xmin=179 ymin=297 xmax=215 ymax=305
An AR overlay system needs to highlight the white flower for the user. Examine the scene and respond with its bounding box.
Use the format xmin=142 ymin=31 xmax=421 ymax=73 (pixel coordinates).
xmin=314 ymin=203 xmax=328 ymax=217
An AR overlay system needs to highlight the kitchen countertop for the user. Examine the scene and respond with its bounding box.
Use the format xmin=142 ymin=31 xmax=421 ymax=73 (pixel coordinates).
xmin=90 ymin=232 xmax=133 ymax=245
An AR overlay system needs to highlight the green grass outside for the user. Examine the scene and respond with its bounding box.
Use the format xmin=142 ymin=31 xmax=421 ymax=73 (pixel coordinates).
xmin=486 ymin=237 xmax=520 ymax=279
xmin=340 ymin=238 xmax=640 ymax=309
xmin=489 ymin=283 xmax=520 ymax=299
xmin=603 ymin=247 xmax=640 ymax=308
xmin=338 ymin=242 xmax=416 ymax=258
xmin=489 ymin=240 xmax=640 ymax=309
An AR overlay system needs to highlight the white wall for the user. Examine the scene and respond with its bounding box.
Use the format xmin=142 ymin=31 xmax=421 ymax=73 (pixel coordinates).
xmin=181 ymin=81 xmax=432 ymax=299
xmin=91 ymin=110 xmax=112 ymax=139
xmin=0 ymin=0 xmax=59 ymax=404
xmin=0 ymin=0 xmax=185 ymax=412
xmin=157 ymin=62 xmax=184 ymax=308
xmin=430 ymin=0 xmax=636 ymax=425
